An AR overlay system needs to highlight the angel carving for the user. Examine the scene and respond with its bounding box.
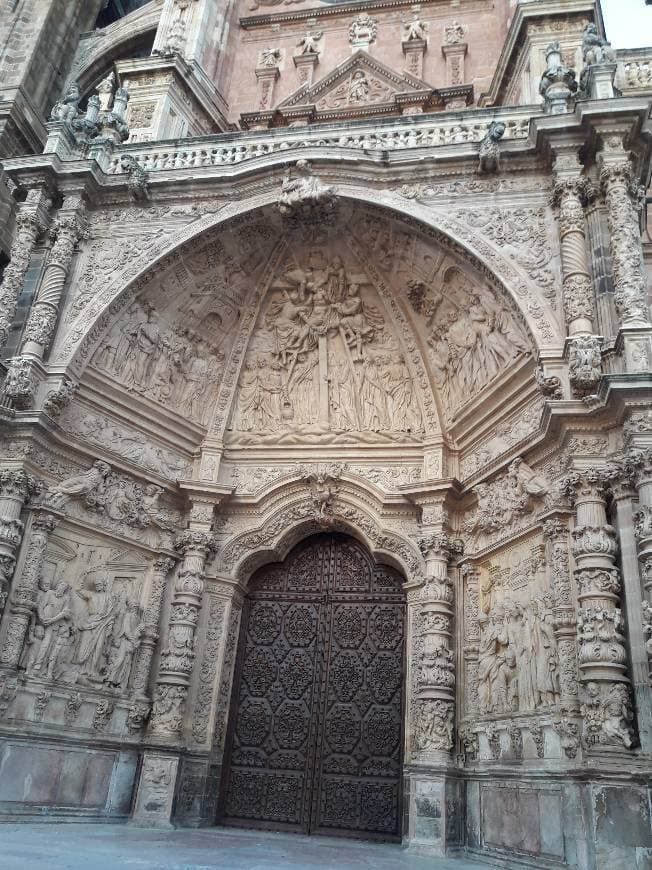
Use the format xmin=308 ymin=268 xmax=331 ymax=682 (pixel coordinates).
xmin=46 ymin=460 xmax=111 ymax=509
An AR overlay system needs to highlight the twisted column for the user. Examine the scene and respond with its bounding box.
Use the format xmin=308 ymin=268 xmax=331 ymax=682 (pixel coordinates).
xmin=0 ymin=510 xmax=57 ymax=668
xmin=412 ymin=533 xmax=461 ymax=761
xmin=551 ymin=152 xmax=603 ymax=397
xmin=598 ymin=151 xmax=649 ymax=327
xmin=0 ymin=206 xmax=45 ymax=350
xmin=131 ymin=557 xmax=177 ymax=698
xmin=565 ymin=468 xmax=634 ymax=749
xmin=21 ymin=199 xmax=86 ymax=360
xmin=148 ymin=531 xmax=215 ymax=742
xmin=553 ymin=175 xmax=595 ymax=335
xmin=543 ymin=517 xmax=580 ymax=712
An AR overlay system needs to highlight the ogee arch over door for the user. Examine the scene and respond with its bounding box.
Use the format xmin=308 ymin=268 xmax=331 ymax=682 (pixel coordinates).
xmin=221 ymin=533 xmax=406 ymax=839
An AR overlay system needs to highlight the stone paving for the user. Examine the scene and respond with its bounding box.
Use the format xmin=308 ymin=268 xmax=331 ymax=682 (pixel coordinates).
xmin=0 ymin=823 xmax=490 ymax=870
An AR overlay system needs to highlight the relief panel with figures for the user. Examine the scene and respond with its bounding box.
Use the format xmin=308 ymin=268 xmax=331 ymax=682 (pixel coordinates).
xmin=465 ymin=537 xmax=561 ymax=718
xmin=18 ymin=537 xmax=148 ymax=696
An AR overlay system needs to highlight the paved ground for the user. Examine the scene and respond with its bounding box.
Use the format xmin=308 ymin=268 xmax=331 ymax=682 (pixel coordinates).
xmin=0 ymin=822 xmax=490 ymax=870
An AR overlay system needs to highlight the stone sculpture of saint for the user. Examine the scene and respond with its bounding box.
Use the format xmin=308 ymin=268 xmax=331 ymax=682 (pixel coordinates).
xmin=22 ymin=577 xmax=73 ymax=680
xmin=73 ymin=574 xmax=117 ymax=686
xmin=106 ymin=599 xmax=144 ymax=689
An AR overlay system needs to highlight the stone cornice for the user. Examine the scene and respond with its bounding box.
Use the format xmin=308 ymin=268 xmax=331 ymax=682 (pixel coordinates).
xmin=240 ymin=0 xmax=487 ymax=30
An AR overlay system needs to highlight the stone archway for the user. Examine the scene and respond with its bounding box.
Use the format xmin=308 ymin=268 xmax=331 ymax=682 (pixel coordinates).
xmin=219 ymin=532 xmax=406 ymax=840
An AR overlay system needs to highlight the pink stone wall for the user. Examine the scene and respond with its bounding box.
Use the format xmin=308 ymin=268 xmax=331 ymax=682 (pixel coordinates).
xmin=217 ymin=1 xmax=514 ymax=123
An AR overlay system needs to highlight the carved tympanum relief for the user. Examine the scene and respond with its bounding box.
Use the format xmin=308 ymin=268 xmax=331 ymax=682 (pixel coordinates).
xmin=80 ymin=226 xmax=281 ymax=426
xmin=228 ymin=241 xmax=425 ymax=445
xmin=407 ymin=266 xmax=531 ymax=420
xmin=91 ymin=298 xmax=225 ymax=425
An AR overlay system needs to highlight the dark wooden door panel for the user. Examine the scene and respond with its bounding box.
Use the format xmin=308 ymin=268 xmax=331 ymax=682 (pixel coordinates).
xmin=222 ymin=534 xmax=405 ymax=839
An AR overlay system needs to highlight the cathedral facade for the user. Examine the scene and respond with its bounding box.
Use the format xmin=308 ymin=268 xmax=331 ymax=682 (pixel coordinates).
xmin=0 ymin=0 xmax=651 ymax=866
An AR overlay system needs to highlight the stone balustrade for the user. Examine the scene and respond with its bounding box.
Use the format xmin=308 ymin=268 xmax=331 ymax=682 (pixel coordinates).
xmin=616 ymin=49 xmax=652 ymax=92
xmin=103 ymin=108 xmax=533 ymax=175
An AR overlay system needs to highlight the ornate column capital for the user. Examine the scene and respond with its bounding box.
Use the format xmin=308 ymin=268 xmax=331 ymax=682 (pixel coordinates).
xmin=418 ymin=533 xmax=463 ymax=562
xmin=562 ymin=467 xmax=611 ymax=504
xmin=0 ymin=468 xmax=41 ymax=503
xmin=173 ymin=529 xmax=217 ymax=558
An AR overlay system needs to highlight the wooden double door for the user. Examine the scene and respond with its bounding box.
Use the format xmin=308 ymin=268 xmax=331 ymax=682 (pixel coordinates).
xmin=221 ymin=534 xmax=406 ymax=839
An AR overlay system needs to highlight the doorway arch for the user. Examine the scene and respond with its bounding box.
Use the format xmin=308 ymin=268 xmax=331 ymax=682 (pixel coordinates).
xmin=220 ymin=532 xmax=406 ymax=840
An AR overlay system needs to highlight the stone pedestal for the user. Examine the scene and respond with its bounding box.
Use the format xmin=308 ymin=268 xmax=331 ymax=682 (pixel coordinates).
xmin=615 ymin=325 xmax=652 ymax=373
xmin=130 ymin=752 xmax=180 ymax=828
xmin=403 ymin=38 xmax=426 ymax=80
xmin=294 ymin=54 xmax=318 ymax=88
xmin=442 ymin=43 xmax=467 ymax=88
xmin=255 ymin=66 xmax=280 ymax=113
xmin=404 ymin=768 xmax=462 ymax=855
xmin=583 ymin=63 xmax=617 ymax=99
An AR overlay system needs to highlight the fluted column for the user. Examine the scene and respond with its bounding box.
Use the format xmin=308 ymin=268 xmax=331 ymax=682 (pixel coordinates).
xmin=148 ymin=530 xmax=216 ymax=742
xmin=21 ymin=198 xmax=86 ymax=360
xmin=131 ymin=556 xmax=177 ymax=698
xmin=413 ymin=533 xmax=461 ymax=762
xmin=0 ymin=195 xmax=48 ymax=350
xmin=0 ymin=470 xmax=40 ymax=623
xmin=542 ymin=516 xmax=580 ymax=712
xmin=565 ymin=468 xmax=634 ymax=749
xmin=0 ymin=510 xmax=57 ymax=668
xmin=598 ymin=146 xmax=650 ymax=328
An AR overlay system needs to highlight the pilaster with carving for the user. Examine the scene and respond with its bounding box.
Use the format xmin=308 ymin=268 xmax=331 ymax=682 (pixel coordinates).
xmin=542 ymin=516 xmax=580 ymax=712
xmin=130 ymin=557 xmax=177 ymax=698
xmin=564 ymin=468 xmax=634 ymax=749
xmin=147 ymin=530 xmax=216 ymax=742
xmin=0 ymin=192 xmax=49 ymax=350
xmin=0 ymin=510 xmax=58 ymax=669
xmin=413 ymin=533 xmax=462 ymax=762
xmin=0 ymin=470 xmax=41 ymax=628
xmin=598 ymin=139 xmax=650 ymax=329
xmin=617 ymin=446 xmax=652 ymax=751
xmin=21 ymin=198 xmax=87 ymax=360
